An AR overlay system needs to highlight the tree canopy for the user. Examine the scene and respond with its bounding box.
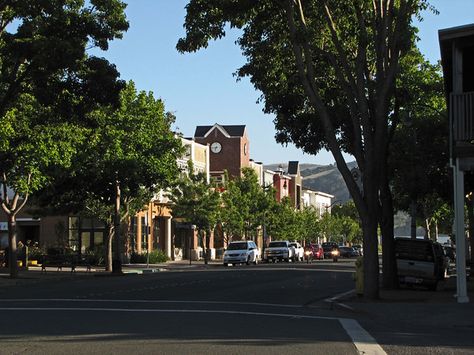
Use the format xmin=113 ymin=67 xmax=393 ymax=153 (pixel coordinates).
xmin=220 ymin=168 xmax=274 ymax=241
xmin=33 ymin=81 xmax=183 ymax=272
xmin=0 ymin=0 xmax=129 ymax=278
xmin=177 ymin=0 xmax=434 ymax=299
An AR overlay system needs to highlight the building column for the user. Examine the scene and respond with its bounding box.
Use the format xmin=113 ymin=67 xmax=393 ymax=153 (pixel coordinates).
xmin=165 ymin=218 xmax=172 ymax=259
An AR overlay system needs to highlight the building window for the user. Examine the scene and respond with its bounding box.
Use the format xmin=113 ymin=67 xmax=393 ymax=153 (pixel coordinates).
xmin=73 ymin=217 xmax=106 ymax=254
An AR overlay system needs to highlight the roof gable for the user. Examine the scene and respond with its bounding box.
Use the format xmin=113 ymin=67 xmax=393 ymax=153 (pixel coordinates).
xmin=194 ymin=124 xmax=246 ymax=138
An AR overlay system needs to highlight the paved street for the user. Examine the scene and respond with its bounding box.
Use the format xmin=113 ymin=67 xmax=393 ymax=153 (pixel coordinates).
xmin=0 ymin=259 xmax=473 ymax=354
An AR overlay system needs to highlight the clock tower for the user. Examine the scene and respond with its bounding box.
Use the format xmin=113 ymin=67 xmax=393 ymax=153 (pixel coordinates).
xmin=194 ymin=124 xmax=249 ymax=180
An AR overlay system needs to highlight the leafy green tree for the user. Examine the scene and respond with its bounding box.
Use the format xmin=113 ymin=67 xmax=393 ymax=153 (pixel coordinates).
xmin=177 ymin=0 xmax=433 ymax=299
xmin=266 ymin=197 xmax=297 ymax=241
xmin=0 ymin=0 xmax=128 ymax=278
xmin=390 ymin=52 xmax=448 ymax=240
xmin=223 ymin=168 xmax=273 ymax=240
xmin=333 ymin=201 xmax=360 ymax=221
xmin=295 ymin=207 xmax=321 ymax=244
xmin=337 ymin=216 xmax=363 ymax=245
xmin=33 ymin=82 xmax=182 ymax=273
xmin=332 ymin=201 xmax=362 ymax=244
xmin=220 ymin=168 xmax=273 ymax=242
xmin=318 ymin=212 xmax=339 ymax=243
xmin=169 ymin=163 xmax=221 ymax=264
xmin=220 ymin=172 xmax=246 ymax=241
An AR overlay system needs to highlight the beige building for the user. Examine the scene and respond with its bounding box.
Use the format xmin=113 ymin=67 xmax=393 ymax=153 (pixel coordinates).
xmin=0 ymin=137 xmax=211 ymax=262
xmin=137 ymin=136 xmax=211 ymax=261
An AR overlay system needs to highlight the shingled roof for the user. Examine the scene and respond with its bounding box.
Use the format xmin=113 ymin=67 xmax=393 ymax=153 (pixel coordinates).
xmin=194 ymin=124 xmax=246 ymax=138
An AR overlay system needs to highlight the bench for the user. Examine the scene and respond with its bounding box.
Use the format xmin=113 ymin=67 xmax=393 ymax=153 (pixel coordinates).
xmin=40 ymin=255 xmax=92 ymax=273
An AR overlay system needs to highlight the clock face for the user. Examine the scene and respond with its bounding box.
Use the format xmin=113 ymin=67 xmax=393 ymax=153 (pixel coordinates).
xmin=211 ymin=142 xmax=222 ymax=153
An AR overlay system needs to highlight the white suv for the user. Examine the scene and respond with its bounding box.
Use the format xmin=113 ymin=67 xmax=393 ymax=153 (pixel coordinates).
xmin=223 ymin=241 xmax=260 ymax=266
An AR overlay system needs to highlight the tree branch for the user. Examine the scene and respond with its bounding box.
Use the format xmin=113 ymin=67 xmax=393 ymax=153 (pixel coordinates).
xmin=285 ymin=0 xmax=366 ymax=214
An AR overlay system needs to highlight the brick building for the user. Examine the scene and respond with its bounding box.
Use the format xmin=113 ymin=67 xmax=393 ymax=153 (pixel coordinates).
xmin=194 ymin=124 xmax=250 ymax=182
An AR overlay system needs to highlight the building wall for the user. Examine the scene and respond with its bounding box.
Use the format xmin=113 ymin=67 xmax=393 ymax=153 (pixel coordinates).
xmin=273 ymin=174 xmax=291 ymax=202
xmin=195 ymin=128 xmax=249 ymax=178
xmin=302 ymin=190 xmax=334 ymax=217
xmin=249 ymin=160 xmax=264 ymax=186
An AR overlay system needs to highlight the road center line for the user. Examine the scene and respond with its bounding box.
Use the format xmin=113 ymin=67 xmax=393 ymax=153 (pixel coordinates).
xmin=0 ymin=299 xmax=304 ymax=308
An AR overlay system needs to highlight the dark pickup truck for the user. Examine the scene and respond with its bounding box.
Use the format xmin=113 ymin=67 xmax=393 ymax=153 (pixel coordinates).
xmin=395 ymin=238 xmax=449 ymax=290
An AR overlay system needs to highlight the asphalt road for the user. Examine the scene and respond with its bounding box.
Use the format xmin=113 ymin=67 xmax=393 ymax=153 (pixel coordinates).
xmin=0 ymin=259 xmax=472 ymax=354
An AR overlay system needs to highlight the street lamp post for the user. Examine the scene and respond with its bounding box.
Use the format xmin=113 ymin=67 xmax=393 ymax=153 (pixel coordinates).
xmin=324 ymin=200 xmax=340 ymax=214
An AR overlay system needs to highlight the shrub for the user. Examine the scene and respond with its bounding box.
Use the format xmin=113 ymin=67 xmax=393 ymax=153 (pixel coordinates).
xmin=130 ymin=250 xmax=169 ymax=264
xmin=148 ymin=250 xmax=169 ymax=264
xmin=84 ymin=245 xmax=105 ymax=266
xmin=26 ymin=242 xmax=46 ymax=260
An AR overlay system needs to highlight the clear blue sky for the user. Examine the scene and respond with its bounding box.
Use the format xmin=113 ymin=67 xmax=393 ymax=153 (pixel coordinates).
xmin=93 ymin=0 xmax=474 ymax=166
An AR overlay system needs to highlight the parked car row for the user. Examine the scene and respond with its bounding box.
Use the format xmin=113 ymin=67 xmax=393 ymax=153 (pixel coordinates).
xmin=223 ymin=240 xmax=363 ymax=266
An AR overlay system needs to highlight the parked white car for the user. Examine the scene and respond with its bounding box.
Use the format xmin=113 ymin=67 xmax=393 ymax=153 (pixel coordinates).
xmin=289 ymin=242 xmax=304 ymax=261
xmin=223 ymin=241 xmax=260 ymax=266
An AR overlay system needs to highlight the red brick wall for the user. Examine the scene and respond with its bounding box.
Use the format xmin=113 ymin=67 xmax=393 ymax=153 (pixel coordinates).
xmin=195 ymin=128 xmax=249 ymax=178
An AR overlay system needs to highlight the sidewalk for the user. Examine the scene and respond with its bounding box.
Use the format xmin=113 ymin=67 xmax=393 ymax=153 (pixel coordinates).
xmin=0 ymin=259 xmax=221 ymax=288
xmin=337 ymin=276 xmax=474 ymax=330
xmin=345 ymin=275 xmax=474 ymax=303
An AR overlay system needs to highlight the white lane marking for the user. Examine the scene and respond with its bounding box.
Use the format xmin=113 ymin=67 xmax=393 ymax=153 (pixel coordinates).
xmin=0 ymin=307 xmax=338 ymax=320
xmin=340 ymin=318 xmax=387 ymax=355
xmin=325 ymin=289 xmax=356 ymax=303
xmin=0 ymin=306 xmax=386 ymax=353
xmin=0 ymin=299 xmax=305 ymax=308
xmin=323 ymin=289 xmax=356 ymax=311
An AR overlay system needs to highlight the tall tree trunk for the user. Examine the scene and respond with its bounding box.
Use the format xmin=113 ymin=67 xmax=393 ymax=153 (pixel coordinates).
xmin=8 ymin=214 xmax=18 ymax=279
xmin=425 ymin=218 xmax=431 ymax=240
xmin=380 ymin=179 xmax=398 ymax=289
xmin=206 ymin=228 xmax=211 ymax=264
xmin=124 ymin=214 xmax=132 ymax=261
xmin=361 ymin=192 xmax=380 ymax=300
xmin=201 ymin=229 xmax=208 ymax=265
xmin=105 ymin=223 xmax=113 ymax=271
xmin=112 ymin=180 xmax=122 ymax=273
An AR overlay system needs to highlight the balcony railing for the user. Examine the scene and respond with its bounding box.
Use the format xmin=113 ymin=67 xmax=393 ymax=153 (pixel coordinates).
xmin=451 ymin=92 xmax=474 ymax=142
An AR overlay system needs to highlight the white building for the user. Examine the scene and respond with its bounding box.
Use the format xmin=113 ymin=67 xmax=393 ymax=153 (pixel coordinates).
xmin=302 ymin=188 xmax=335 ymax=216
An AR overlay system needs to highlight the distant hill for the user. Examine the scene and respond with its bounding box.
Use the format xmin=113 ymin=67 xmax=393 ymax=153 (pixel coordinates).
xmin=265 ymin=162 xmax=357 ymax=203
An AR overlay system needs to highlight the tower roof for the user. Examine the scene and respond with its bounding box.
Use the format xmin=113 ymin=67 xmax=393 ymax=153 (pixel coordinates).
xmin=194 ymin=124 xmax=246 ymax=138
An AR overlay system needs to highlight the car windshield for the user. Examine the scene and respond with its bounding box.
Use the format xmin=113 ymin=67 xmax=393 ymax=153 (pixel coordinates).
xmin=269 ymin=242 xmax=287 ymax=248
xmin=227 ymin=242 xmax=248 ymax=250
xmin=289 ymin=243 xmax=296 ymax=247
